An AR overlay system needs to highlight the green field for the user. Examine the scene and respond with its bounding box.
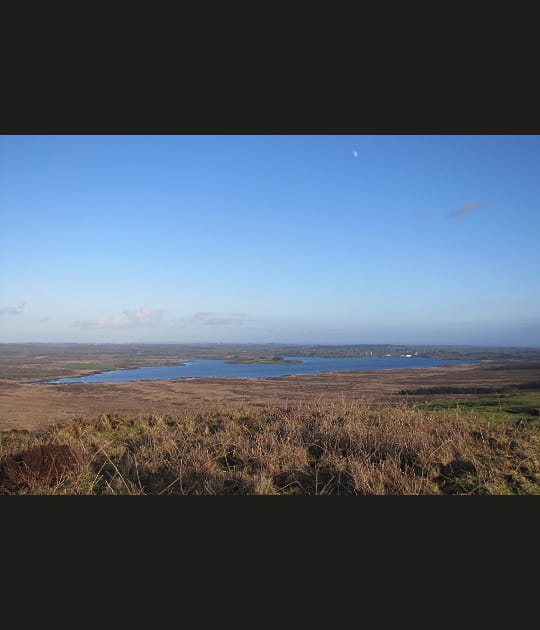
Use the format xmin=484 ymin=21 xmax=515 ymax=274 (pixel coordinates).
xmin=62 ymin=363 xmax=115 ymax=370
xmin=411 ymin=391 xmax=540 ymax=425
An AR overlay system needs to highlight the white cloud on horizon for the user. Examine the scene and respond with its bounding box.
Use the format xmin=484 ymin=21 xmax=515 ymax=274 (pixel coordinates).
xmin=0 ymin=302 xmax=26 ymax=315
xmin=178 ymin=312 xmax=251 ymax=326
xmin=73 ymin=306 xmax=165 ymax=330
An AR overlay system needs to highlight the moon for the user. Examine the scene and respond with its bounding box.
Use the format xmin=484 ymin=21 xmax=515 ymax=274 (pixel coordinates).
xmin=353 ymin=150 xmax=359 ymax=159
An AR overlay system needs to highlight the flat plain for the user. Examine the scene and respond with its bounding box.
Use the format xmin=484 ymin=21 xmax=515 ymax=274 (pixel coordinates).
xmin=1 ymin=343 xmax=539 ymax=430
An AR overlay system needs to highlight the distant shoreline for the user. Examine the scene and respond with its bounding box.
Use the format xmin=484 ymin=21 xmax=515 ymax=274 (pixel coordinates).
xmin=35 ymin=356 xmax=477 ymax=385
xmin=4 ymin=343 xmax=540 ymax=385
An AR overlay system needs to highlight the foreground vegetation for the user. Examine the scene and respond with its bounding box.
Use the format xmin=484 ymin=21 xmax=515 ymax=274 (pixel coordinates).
xmin=1 ymin=402 xmax=538 ymax=494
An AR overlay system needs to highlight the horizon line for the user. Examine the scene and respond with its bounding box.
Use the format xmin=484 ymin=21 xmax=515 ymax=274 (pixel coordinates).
xmin=1 ymin=340 xmax=539 ymax=349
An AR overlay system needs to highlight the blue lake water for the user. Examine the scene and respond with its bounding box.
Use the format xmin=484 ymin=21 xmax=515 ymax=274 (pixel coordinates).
xmin=44 ymin=356 xmax=474 ymax=384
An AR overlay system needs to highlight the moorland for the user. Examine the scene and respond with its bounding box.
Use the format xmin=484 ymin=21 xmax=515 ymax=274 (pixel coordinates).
xmin=1 ymin=343 xmax=538 ymax=494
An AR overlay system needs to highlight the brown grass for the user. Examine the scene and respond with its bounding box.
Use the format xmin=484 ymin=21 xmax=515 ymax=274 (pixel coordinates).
xmin=0 ymin=401 xmax=538 ymax=494
xmin=4 ymin=362 xmax=540 ymax=431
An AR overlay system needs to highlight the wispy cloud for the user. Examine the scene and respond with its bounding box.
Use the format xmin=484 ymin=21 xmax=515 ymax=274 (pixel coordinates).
xmin=73 ymin=306 xmax=165 ymax=330
xmin=0 ymin=302 xmax=26 ymax=315
xmin=122 ymin=307 xmax=165 ymax=325
xmin=179 ymin=312 xmax=250 ymax=326
xmin=449 ymin=201 xmax=489 ymax=219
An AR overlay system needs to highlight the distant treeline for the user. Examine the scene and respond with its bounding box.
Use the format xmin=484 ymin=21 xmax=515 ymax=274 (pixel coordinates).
xmin=398 ymin=382 xmax=540 ymax=395
xmin=482 ymin=362 xmax=540 ymax=370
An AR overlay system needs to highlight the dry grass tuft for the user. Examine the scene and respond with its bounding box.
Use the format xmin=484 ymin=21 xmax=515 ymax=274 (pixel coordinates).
xmin=0 ymin=401 xmax=538 ymax=494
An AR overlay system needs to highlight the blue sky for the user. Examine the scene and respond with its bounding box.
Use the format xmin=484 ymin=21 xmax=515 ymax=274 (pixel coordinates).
xmin=1 ymin=134 xmax=539 ymax=346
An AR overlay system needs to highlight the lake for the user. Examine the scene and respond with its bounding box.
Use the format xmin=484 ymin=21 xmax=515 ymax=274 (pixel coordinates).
xmin=43 ymin=355 xmax=475 ymax=384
